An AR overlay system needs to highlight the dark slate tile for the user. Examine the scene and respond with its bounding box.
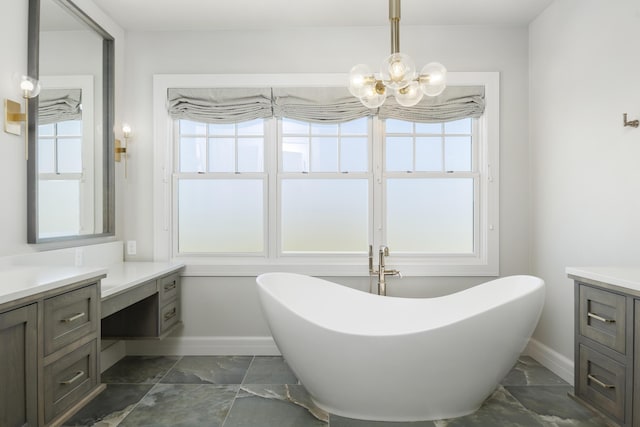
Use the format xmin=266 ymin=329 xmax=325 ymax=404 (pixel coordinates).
xmin=161 ymin=355 xmax=252 ymax=384
xmin=330 ymin=414 xmax=435 ymax=426
xmin=101 ymin=356 xmax=180 ymax=384
xmin=62 ymin=384 xmax=153 ymax=427
xmin=242 ymin=356 xmax=299 ymax=385
xmin=437 ymin=386 xmax=546 ymax=427
xmin=118 ymin=384 xmax=238 ymax=427
xmin=506 ymin=385 xmax=610 ymax=426
xmin=223 ymin=384 xmax=328 ymax=427
xmin=501 ymin=356 xmax=568 ymax=386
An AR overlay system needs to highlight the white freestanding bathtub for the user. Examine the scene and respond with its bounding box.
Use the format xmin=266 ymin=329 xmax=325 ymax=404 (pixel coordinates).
xmin=256 ymin=272 xmax=545 ymax=422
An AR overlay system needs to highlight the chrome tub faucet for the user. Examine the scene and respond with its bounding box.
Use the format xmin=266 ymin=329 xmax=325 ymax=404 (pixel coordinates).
xmin=369 ymin=245 xmax=401 ymax=296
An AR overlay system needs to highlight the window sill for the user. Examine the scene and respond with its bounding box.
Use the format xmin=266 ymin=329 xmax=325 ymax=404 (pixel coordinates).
xmin=175 ymin=258 xmax=498 ymax=277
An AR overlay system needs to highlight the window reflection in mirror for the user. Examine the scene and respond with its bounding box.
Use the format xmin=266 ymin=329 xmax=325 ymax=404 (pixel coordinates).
xmin=37 ymin=76 xmax=96 ymax=238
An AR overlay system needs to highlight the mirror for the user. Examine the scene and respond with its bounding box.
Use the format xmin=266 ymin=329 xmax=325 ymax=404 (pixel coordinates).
xmin=27 ymin=0 xmax=115 ymax=243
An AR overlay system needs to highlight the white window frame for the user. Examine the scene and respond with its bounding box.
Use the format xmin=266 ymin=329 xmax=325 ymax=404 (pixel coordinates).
xmin=153 ymin=72 xmax=499 ymax=276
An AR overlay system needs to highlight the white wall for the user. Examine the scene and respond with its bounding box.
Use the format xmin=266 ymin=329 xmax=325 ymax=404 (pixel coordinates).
xmin=529 ymin=0 xmax=640 ymax=370
xmin=122 ymin=25 xmax=532 ymax=347
xmin=0 ymin=0 xmax=125 ymax=257
xmin=0 ymin=1 xmax=31 ymax=256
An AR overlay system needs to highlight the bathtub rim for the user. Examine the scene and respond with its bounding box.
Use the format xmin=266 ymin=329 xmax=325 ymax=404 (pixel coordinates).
xmin=256 ymin=272 xmax=545 ymax=337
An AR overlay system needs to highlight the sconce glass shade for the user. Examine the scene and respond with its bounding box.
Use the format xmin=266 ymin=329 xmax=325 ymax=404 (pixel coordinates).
xmin=20 ymin=75 xmax=40 ymax=99
xmin=419 ymin=62 xmax=447 ymax=97
xmin=348 ymin=64 xmax=377 ymax=98
xmin=380 ymin=53 xmax=416 ymax=90
xmin=395 ymin=81 xmax=424 ymax=107
xmin=122 ymin=123 xmax=132 ymax=138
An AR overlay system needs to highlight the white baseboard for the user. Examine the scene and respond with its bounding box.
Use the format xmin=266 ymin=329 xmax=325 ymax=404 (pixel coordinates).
xmin=523 ymin=337 xmax=574 ymax=385
xmin=105 ymin=335 xmax=573 ymax=387
xmin=125 ymin=336 xmax=281 ymax=356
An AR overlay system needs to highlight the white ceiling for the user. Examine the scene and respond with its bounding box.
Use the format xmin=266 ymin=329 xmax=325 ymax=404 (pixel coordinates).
xmin=90 ymin=0 xmax=556 ymax=32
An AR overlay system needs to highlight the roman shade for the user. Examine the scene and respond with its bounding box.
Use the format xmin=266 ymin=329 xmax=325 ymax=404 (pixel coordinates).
xmin=379 ymin=86 xmax=485 ymax=123
xmin=38 ymin=88 xmax=82 ymax=125
xmin=167 ymin=85 xmax=485 ymax=124
xmin=167 ymin=88 xmax=272 ymax=124
xmin=271 ymin=87 xmax=371 ymax=123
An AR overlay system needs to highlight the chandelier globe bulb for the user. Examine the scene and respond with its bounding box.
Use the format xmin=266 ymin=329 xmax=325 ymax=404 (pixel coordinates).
xmin=395 ymin=81 xmax=424 ymax=107
xmin=349 ymin=64 xmax=377 ymax=98
xmin=380 ymin=53 xmax=416 ymax=90
xmin=419 ymin=62 xmax=447 ymax=97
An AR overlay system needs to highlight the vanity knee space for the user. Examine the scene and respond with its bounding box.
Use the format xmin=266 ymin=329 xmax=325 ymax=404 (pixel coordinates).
xmin=101 ymin=269 xmax=183 ymax=340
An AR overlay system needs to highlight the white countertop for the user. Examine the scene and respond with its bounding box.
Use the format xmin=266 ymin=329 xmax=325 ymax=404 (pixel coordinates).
xmin=566 ymin=266 xmax=640 ymax=293
xmin=0 ymin=261 xmax=185 ymax=307
xmin=0 ymin=265 xmax=108 ymax=306
xmin=101 ymin=262 xmax=185 ymax=299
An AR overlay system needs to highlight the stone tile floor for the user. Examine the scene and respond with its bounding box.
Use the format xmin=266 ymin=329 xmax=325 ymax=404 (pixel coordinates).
xmin=63 ymin=355 xmax=609 ymax=427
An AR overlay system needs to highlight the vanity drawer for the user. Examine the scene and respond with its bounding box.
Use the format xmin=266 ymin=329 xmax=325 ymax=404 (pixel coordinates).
xmin=159 ymin=273 xmax=180 ymax=304
xmin=44 ymin=339 xmax=98 ymax=424
xmin=160 ymin=300 xmax=180 ymax=334
xmin=43 ymin=284 xmax=99 ymax=356
xmin=578 ymin=344 xmax=626 ymax=423
xmin=579 ymin=284 xmax=626 ymax=354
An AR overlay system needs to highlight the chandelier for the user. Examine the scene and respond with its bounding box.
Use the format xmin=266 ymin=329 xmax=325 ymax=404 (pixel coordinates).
xmin=348 ymin=0 xmax=447 ymax=108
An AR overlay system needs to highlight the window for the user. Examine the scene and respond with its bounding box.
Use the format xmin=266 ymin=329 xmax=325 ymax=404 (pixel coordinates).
xmin=384 ymin=118 xmax=476 ymax=254
xmin=175 ymin=119 xmax=267 ymax=254
xmin=280 ymin=118 xmax=370 ymax=254
xmin=154 ymin=73 xmax=499 ymax=275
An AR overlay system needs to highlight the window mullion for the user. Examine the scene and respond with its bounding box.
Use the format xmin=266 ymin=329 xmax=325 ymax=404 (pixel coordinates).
xmin=54 ymin=124 xmax=60 ymax=174
xmin=372 ymin=117 xmax=384 ymax=251
xmin=268 ymin=118 xmax=278 ymax=260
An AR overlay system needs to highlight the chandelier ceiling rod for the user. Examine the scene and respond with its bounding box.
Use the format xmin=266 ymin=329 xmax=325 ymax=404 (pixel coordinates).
xmin=389 ymin=0 xmax=401 ymax=54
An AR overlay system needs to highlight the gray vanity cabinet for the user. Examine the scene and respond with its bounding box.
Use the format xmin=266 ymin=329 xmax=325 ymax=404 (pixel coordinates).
xmin=158 ymin=273 xmax=180 ymax=334
xmin=0 ymin=303 xmax=38 ymax=427
xmin=572 ymin=276 xmax=639 ymax=427
xmin=635 ymin=300 xmax=640 ymax=427
xmin=42 ymin=283 xmax=101 ymax=425
xmin=0 ymin=275 xmax=105 ymax=427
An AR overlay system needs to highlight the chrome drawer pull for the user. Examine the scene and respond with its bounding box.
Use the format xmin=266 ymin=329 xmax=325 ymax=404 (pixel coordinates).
xmin=60 ymin=370 xmax=85 ymax=385
xmin=164 ymin=307 xmax=177 ymax=321
xmin=587 ymin=312 xmax=615 ymax=324
xmin=61 ymin=312 xmax=86 ymax=323
xmin=587 ymin=374 xmax=615 ymax=389
xmin=164 ymin=281 xmax=177 ymax=292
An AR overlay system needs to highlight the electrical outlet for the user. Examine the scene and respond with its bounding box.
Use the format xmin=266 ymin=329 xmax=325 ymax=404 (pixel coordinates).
xmin=127 ymin=240 xmax=137 ymax=255
xmin=74 ymin=247 xmax=83 ymax=267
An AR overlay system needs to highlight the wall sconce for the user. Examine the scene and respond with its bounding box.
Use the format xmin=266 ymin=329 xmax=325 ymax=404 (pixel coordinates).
xmin=115 ymin=123 xmax=131 ymax=177
xmin=4 ymin=76 xmax=40 ymax=159
xmin=623 ymin=113 xmax=639 ymax=128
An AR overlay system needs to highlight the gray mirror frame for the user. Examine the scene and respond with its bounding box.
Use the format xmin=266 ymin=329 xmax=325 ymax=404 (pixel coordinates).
xmin=27 ymin=0 xmax=115 ymax=244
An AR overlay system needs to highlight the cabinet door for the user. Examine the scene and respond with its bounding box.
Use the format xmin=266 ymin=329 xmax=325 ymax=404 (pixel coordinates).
xmin=579 ymin=284 xmax=626 ymax=354
xmin=0 ymin=304 xmax=38 ymax=427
